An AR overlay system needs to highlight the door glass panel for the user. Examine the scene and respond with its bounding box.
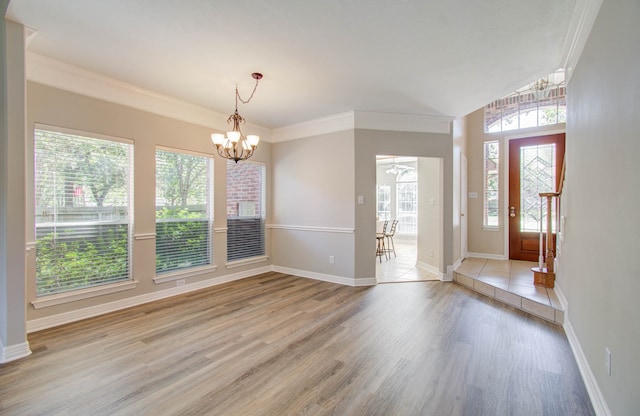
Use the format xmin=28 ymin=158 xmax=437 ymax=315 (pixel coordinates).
xmin=520 ymin=144 xmax=556 ymax=232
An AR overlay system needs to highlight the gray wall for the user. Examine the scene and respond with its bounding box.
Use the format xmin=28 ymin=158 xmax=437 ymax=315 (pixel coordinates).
xmin=0 ymin=16 xmax=29 ymax=359
xmin=417 ymin=157 xmax=443 ymax=271
xmin=464 ymin=107 xmax=565 ymax=258
xmin=560 ymin=0 xmax=640 ymax=413
xmin=25 ymin=82 xmax=272 ymax=322
xmin=271 ymin=131 xmax=355 ymax=279
xmin=354 ymin=129 xmax=453 ymax=281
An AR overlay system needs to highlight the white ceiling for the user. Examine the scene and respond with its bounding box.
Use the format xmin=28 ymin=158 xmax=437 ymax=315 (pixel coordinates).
xmin=6 ymin=0 xmax=578 ymax=129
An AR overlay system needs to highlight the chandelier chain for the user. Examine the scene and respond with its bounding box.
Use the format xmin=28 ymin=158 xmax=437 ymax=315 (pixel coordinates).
xmin=236 ymin=77 xmax=260 ymax=105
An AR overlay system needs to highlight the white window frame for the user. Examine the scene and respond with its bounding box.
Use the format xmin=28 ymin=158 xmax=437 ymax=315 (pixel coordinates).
xmin=154 ymin=147 xmax=215 ymax=282
xmin=484 ymin=71 xmax=566 ymax=133
xmin=376 ymin=185 xmax=391 ymax=221
xmin=226 ymin=160 xmax=267 ymax=266
xmin=483 ymin=140 xmax=500 ymax=229
xmin=396 ymin=169 xmax=418 ymax=235
xmin=31 ymin=124 xmax=136 ymax=307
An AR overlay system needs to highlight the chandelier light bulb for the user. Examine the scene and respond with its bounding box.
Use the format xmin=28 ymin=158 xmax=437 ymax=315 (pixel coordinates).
xmin=227 ymin=131 xmax=241 ymax=143
xmin=211 ymin=133 xmax=225 ymax=145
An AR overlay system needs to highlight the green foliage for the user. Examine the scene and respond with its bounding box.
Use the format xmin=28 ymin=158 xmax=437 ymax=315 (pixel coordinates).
xmin=156 ymin=150 xmax=208 ymax=207
xmin=156 ymin=206 xmax=203 ymax=219
xmin=35 ymin=129 xmax=129 ymax=209
xmin=154 ymin=151 xmax=211 ymax=273
xmin=36 ymin=227 xmax=129 ymax=295
xmin=155 ymin=217 xmax=209 ymax=273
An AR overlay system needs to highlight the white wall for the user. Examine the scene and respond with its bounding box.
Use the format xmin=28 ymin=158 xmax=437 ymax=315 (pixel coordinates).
xmin=559 ymin=1 xmax=640 ymax=414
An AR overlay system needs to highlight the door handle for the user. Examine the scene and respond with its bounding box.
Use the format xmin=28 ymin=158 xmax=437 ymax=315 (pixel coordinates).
xmin=510 ymin=206 xmax=516 ymax=218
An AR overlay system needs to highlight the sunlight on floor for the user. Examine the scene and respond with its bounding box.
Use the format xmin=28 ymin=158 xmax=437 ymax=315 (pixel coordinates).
xmin=375 ymin=239 xmax=440 ymax=283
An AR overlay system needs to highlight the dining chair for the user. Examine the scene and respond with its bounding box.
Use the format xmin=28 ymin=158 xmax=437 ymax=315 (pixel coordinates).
xmin=376 ymin=220 xmax=388 ymax=262
xmin=385 ymin=219 xmax=399 ymax=257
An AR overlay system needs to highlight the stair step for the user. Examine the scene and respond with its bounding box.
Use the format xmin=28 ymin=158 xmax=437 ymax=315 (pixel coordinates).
xmin=453 ymin=264 xmax=565 ymax=325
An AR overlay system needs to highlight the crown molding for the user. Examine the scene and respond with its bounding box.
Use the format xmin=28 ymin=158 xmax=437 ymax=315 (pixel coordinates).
xmin=354 ymin=111 xmax=452 ymax=135
xmin=26 ymin=53 xmax=452 ymax=144
xmin=561 ymin=0 xmax=603 ymax=82
xmin=25 ymin=52 xmax=272 ymax=140
xmin=271 ymin=110 xmax=452 ymax=142
xmin=271 ymin=111 xmax=355 ymax=143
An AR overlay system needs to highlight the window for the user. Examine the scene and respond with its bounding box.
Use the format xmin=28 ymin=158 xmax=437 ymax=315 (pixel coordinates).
xmin=227 ymin=160 xmax=266 ymax=262
xmin=484 ymin=70 xmax=566 ymax=133
xmin=396 ymin=169 xmax=418 ymax=235
xmin=155 ymin=148 xmax=213 ymax=274
xmin=483 ymin=140 xmax=500 ymax=228
xmin=520 ymin=143 xmax=557 ymax=232
xmin=376 ymin=185 xmax=391 ymax=220
xmin=34 ymin=126 xmax=133 ymax=296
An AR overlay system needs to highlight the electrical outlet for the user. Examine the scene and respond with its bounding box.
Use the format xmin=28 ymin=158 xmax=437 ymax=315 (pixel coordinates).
xmin=605 ymin=347 xmax=612 ymax=376
xmin=429 ymin=249 xmax=434 ymax=257
xmin=176 ymin=279 xmax=185 ymax=287
xmin=329 ymin=256 xmax=335 ymax=264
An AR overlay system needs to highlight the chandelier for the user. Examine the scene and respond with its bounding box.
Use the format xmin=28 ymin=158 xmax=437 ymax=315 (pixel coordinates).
xmin=531 ymin=76 xmax=551 ymax=100
xmin=211 ymin=72 xmax=263 ymax=163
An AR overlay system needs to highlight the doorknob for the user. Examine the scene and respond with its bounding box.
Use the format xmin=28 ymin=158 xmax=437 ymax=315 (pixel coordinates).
xmin=510 ymin=206 xmax=516 ymax=217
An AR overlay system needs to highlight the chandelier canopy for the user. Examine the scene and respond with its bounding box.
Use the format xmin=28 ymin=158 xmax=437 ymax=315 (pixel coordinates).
xmin=211 ymin=72 xmax=263 ymax=163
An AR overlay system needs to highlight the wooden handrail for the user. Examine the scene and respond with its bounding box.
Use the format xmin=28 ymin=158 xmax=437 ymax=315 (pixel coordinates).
xmin=557 ymin=154 xmax=566 ymax=195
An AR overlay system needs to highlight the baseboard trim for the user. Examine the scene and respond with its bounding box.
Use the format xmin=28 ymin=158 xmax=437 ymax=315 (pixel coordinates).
xmin=27 ymin=266 xmax=272 ymax=333
xmin=271 ymin=265 xmax=376 ymax=287
xmin=563 ymin=318 xmax=611 ymax=416
xmin=0 ymin=341 xmax=32 ymax=363
xmin=416 ymin=261 xmax=447 ymax=281
xmin=466 ymin=252 xmax=508 ymax=261
xmin=444 ymin=259 xmax=463 ymax=281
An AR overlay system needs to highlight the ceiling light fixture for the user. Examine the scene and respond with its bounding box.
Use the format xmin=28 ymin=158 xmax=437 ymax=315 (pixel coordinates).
xmin=211 ymin=72 xmax=263 ymax=163
xmin=531 ymin=76 xmax=551 ymax=100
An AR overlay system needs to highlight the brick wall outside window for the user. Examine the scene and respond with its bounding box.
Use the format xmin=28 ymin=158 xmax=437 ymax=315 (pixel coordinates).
xmin=227 ymin=162 xmax=262 ymax=217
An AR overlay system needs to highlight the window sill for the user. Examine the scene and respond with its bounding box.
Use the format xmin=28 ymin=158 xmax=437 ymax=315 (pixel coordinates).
xmin=226 ymin=255 xmax=269 ymax=269
xmin=153 ymin=265 xmax=218 ymax=284
xmin=31 ymin=280 xmax=138 ymax=309
xmin=482 ymin=226 xmax=501 ymax=232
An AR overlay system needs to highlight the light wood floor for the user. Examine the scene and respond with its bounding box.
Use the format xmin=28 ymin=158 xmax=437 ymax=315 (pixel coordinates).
xmin=1 ymin=272 xmax=594 ymax=415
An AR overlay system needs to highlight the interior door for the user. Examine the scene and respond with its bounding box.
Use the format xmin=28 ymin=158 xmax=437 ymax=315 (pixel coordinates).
xmin=509 ymin=134 xmax=565 ymax=261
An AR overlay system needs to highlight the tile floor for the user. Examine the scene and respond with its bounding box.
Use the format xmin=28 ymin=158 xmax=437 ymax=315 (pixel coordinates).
xmin=374 ymin=239 xmax=565 ymax=323
xmin=375 ymin=238 xmax=440 ymax=283
xmin=454 ymin=257 xmax=565 ymax=324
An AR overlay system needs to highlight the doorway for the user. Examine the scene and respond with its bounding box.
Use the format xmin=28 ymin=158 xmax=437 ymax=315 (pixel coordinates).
xmin=375 ymin=156 xmax=441 ymax=282
xmin=508 ymin=134 xmax=565 ymax=261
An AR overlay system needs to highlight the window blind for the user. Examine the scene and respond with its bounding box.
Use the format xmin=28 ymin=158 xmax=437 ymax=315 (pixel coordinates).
xmin=226 ymin=160 xmax=265 ymax=262
xmin=155 ymin=148 xmax=213 ymax=273
xmin=34 ymin=127 xmax=133 ymax=296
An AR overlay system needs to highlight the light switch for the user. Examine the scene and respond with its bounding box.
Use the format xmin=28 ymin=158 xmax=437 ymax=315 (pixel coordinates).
xmin=468 ymin=192 xmax=478 ymax=199
xmin=357 ymin=195 xmax=364 ymax=204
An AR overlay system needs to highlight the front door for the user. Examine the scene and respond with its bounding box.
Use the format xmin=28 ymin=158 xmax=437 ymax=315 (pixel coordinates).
xmin=509 ymin=134 xmax=565 ymax=261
